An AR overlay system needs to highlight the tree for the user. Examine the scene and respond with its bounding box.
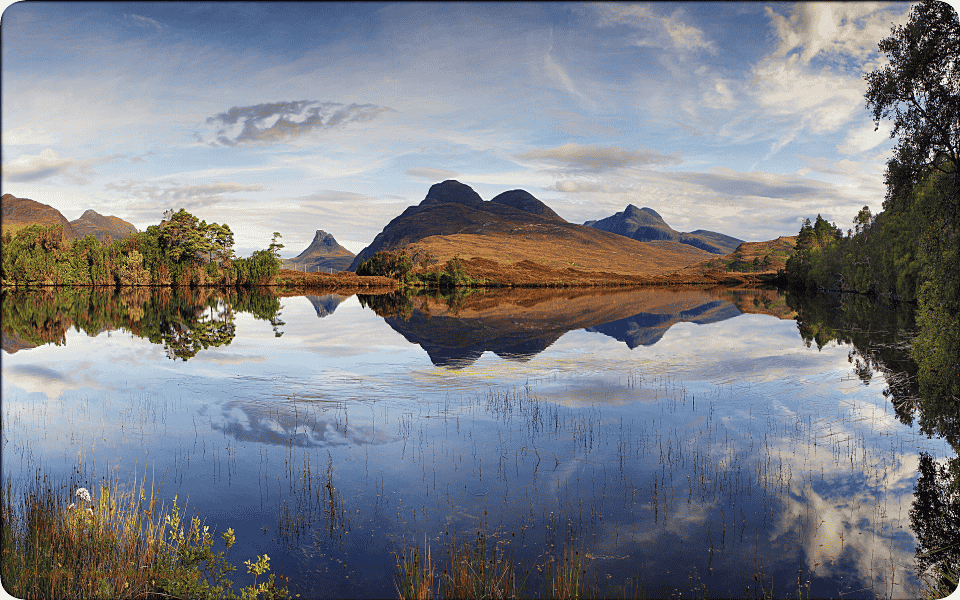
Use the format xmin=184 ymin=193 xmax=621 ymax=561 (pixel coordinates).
xmin=268 ymin=232 xmax=284 ymax=260
xmin=865 ymin=0 xmax=960 ymax=190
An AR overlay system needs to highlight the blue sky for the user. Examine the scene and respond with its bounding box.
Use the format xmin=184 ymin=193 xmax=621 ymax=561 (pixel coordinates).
xmin=0 ymin=1 xmax=940 ymax=256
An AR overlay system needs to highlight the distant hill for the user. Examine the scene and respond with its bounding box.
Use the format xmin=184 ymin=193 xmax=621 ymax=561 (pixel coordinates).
xmin=348 ymin=180 xmax=713 ymax=276
xmin=584 ymin=204 xmax=743 ymax=255
xmin=694 ymin=236 xmax=797 ymax=274
xmin=282 ymin=230 xmax=356 ymax=273
xmin=69 ymin=209 xmax=137 ymax=242
xmin=1 ymin=194 xmax=79 ymax=240
xmin=1 ymin=194 xmax=136 ymax=243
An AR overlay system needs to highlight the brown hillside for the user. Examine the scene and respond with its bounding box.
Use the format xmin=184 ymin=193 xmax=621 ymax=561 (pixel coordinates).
xmin=1 ymin=194 xmax=79 ymax=240
xmin=683 ymin=236 xmax=797 ymax=277
xmin=70 ymin=209 xmax=137 ymax=242
xmin=403 ymin=228 xmax=713 ymax=278
xmin=350 ymin=180 xmax=714 ymax=278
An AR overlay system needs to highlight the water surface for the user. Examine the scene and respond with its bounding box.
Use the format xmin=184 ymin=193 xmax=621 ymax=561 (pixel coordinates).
xmin=1 ymin=286 xmax=948 ymax=598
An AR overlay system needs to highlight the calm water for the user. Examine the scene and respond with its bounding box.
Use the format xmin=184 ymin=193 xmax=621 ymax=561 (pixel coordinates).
xmin=1 ymin=286 xmax=950 ymax=598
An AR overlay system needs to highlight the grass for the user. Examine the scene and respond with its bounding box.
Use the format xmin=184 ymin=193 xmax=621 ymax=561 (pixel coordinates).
xmin=0 ymin=468 xmax=290 ymax=600
xmin=395 ymin=526 xmax=589 ymax=600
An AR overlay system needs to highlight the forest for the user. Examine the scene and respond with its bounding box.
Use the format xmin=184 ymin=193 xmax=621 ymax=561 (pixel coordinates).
xmin=0 ymin=208 xmax=283 ymax=288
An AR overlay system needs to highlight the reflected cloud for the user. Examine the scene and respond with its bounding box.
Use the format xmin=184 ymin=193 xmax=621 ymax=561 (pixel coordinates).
xmin=4 ymin=364 xmax=95 ymax=399
xmin=211 ymin=400 xmax=398 ymax=448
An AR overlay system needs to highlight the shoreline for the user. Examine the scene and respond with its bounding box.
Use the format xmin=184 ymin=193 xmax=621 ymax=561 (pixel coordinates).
xmin=1 ymin=266 xmax=785 ymax=291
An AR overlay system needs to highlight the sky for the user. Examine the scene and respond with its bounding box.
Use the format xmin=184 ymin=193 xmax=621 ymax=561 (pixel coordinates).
xmin=1 ymin=1 xmax=952 ymax=257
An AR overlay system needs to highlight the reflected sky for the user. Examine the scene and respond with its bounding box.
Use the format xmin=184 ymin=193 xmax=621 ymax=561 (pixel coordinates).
xmin=1 ymin=289 xmax=949 ymax=598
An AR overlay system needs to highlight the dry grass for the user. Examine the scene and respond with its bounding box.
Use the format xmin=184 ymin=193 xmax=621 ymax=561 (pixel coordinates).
xmin=1 ymin=467 xmax=289 ymax=600
xmin=395 ymin=528 xmax=589 ymax=600
xmin=269 ymin=268 xmax=398 ymax=291
xmin=403 ymin=229 xmax=714 ymax=278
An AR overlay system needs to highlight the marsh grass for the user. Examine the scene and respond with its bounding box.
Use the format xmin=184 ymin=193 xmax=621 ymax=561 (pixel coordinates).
xmin=395 ymin=526 xmax=592 ymax=600
xmin=0 ymin=469 xmax=290 ymax=600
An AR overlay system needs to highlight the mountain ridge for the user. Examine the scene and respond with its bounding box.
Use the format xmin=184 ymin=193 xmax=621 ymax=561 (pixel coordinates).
xmin=584 ymin=203 xmax=743 ymax=255
xmin=348 ymin=181 xmax=714 ymax=276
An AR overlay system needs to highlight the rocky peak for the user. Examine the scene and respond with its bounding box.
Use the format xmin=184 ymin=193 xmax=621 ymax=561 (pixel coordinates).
xmin=421 ymin=180 xmax=484 ymax=208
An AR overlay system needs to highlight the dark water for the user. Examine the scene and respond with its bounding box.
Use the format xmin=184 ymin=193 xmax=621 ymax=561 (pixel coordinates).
xmin=0 ymin=286 xmax=951 ymax=598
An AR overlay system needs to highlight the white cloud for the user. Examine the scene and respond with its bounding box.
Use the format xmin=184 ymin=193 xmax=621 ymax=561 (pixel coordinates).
xmin=2 ymin=149 xmax=127 ymax=185
xmin=4 ymin=365 xmax=94 ymax=399
xmin=543 ymin=52 xmax=594 ymax=108
xmin=105 ymin=179 xmax=268 ymax=217
xmin=2 ymin=149 xmax=75 ymax=182
xmin=199 ymin=100 xmax=396 ymax=147
xmin=593 ymin=3 xmax=716 ymax=54
xmin=750 ymin=55 xmax=865 ymax=135
xmin=766 ymin=3 xmax=911 ymax=66
xmin=1 ymin=126 xmax=56 ymax=146
xmin=406 ymin=167 xmax=459 ymax=181
xmin=544 ymin=179 xmax=632 ymax=194
xmin=123 ymin=13 xmax=164 ymax=33
xmin=837 ymin=120 xmax=893 ymax=155
xmin=515 ymin=143 xmax=682 ymax=173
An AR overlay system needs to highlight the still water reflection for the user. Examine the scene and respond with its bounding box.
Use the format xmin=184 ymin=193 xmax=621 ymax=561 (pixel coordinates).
xmin=0 ymin=286 xmax=950 ymax=598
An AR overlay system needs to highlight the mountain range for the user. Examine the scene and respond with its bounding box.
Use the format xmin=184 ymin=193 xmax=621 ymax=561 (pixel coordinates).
xmin=375 ymin=287 xmax=763 ymax=368
xmin=344 ymin=180 xmax=717 ymax=276
xmin=584 ymin=204 xmax=743 ymax=255
xmin=1 ymin=194 xmax=137 ymax=242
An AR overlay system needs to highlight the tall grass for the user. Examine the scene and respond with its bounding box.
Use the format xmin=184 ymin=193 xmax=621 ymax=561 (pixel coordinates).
xmin=0 ymin=470 xmax=289 ymax=600
xmin=395 ymin=528 xmax=589 ymax=600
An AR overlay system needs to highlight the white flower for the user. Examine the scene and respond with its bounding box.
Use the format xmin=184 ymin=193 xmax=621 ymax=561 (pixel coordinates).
xmin=86 ymin=508 xmax=93 ymax=515
xmin=68 ymin=503 xmax=75 ymax=510
xmin=75 ymin=488 xmax=91 ymax=503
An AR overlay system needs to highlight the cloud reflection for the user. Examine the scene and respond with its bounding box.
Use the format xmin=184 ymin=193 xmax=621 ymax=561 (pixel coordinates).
xmin=211 ymin=400 xmax=397 ymax=448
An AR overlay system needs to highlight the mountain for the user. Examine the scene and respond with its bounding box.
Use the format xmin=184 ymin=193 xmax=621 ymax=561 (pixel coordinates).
xmin=283 ymin=230 xmax=356 ymax=273
xmin=585 ymin=300 xmax=742 ymax=348
xmin=1 ymin=194 xmax=79 ymax=240
xmin=348 ymin=180 xmax=713 ymax=276
xmin=584 ymin=204 xmax=743 ymax=255
xmin=304 ymin=293 xmax=350 ymax=318
xmin=69 ymin=209 xmax=137 ymax=242
xmin=372 ymin=287 xmax=748 ymax=368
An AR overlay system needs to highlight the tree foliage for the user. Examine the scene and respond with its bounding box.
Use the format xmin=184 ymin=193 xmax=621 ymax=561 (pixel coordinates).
xmin=356 ymin=250 xmax=414 ymax=281
xmin=865 ymin=0 xmax=960 ymax=186
xmin=1 ymin=208 xmax=280 ymax=288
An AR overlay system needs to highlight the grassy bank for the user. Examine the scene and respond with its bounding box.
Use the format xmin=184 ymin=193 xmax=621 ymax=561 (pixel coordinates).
xmin=0 ymin=470 xmax=289 ymax=600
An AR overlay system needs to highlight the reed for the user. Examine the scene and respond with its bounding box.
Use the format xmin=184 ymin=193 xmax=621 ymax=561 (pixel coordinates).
xmin=0 ymin=470 xmax=290 ymax=600
xmin=395 ymin=527 xmax=594 ymax=600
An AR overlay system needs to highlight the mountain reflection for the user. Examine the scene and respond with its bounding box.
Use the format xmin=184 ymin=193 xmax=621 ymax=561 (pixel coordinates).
xmin=305 ymin=294 xmax=349 ymax=318
xmin=585 ymin=299 xmax=742 ymax=348
xmin=359 ymin=287 xmax=790 ymax=368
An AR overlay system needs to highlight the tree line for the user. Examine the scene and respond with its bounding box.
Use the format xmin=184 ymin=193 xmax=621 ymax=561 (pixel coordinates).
xmin=784 ymin=3 xmax=958 ymax=592
xmin=784 ymin=0 xmax=958 ymax=405
xmin=1 ymin=208 xmax=284 ymax=288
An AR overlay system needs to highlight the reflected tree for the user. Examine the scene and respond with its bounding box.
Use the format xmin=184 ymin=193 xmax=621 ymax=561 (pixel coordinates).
xmin=911 ymin=452 xmax=960 ymax=595
xmin=1 ymin=287 xmax=284 ymax=360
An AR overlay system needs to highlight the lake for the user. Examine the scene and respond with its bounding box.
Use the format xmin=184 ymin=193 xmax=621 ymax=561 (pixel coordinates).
xmin=1 ymin=285 xmax=951 ymax=598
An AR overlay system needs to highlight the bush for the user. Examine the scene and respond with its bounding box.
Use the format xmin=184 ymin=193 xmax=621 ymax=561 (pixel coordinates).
xmin=356 ymin=251 xmax=414 ymax=281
